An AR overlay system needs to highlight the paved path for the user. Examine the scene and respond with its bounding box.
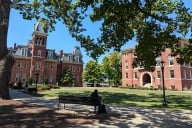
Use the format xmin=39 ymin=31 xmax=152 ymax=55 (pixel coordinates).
xmin=10 ymin=89 xmax=192 ymax=128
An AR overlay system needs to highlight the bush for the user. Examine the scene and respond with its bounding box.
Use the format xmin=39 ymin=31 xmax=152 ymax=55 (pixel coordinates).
xmin=28 ymin=77 xmax=33 ymax=85
xmin=43 ymin=76 xmax=49 ymax=85
xmin=37 ymin=84 xmax=51 ymax=91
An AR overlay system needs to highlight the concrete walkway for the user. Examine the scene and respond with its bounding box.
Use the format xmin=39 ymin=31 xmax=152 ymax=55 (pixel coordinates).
xmin=9 ymin=89 xmax=192 ymax=128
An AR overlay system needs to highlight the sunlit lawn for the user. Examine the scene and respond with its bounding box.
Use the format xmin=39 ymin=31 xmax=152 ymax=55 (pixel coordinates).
xmin=34 ymin=87 xmax=192 ymax=110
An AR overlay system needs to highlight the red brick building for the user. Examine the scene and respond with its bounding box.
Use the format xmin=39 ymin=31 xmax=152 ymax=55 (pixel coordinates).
xmin=121 ymin=39 xmax=192 ymax=91
xmin=8 ymin=20 xmax=83 ymax=86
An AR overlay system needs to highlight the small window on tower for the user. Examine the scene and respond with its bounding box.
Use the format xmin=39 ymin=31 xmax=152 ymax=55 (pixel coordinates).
xmin=37 ymin=49 xmax=41 ymax=56
xmin=42 ymin=38 xmax=44 ymax=45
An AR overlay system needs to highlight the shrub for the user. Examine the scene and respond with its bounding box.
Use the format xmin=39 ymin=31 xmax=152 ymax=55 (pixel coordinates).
xmin=28 ymin=77 xmax=33 ymax=85
xmin=43 ymin=76 xmax=49 ymax=85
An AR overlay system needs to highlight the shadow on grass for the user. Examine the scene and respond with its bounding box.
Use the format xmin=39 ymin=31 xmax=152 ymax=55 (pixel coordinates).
xmin=31 ymin=89 xmax=192 ymax=110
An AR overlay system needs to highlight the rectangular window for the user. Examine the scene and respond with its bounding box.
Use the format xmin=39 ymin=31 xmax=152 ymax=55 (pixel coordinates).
xmin=170 ymin=70 xmax=175 ymax=78
xmin=73 ymin=66 xmax=75 ymax=72
xmin=157 ymin=71 xmax=161 ymax=78
xmin=35 ymin=62 xmax=41 ymax=69
xmin=76 ymin=76 xmax=79 ymax=83
xmin=23 ymin=63 xmax=27 ymax=68
xmin=77 ymin=67 xmax=80 ymax=72
xmin=50 ymin=64 xmax=53 ymax=70
xmin=125 ymin=60 xmax=128 ymax=69
xmin=49 ymin=75 xmax=53 ymax=82
xmin=169 ymin=56 xmax=174 ymax=65
xmin=182 ymin=70 xmax=186 ymax=79
xmin=15 ymin=73 xmax=20 ymax=82
xmin=17 ymin=62 xmax=21 ymax=68
xmin=126 ymin=73 xmax=128 ymax=79
xmin=22 ymin=73 xmax=26 ymax=82
xmin=134 ymin=72 xmax=138 ymax=79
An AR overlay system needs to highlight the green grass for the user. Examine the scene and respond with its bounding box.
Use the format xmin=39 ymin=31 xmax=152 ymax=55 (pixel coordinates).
xmin=34 ymin=87 xmax=192 ymax=110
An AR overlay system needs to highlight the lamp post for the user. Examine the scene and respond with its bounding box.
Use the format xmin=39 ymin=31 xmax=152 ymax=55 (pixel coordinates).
xmin=160 ymin=60 xmax=167 ymax=107
xmin=35 ymin=74 xmax=38 ymax=88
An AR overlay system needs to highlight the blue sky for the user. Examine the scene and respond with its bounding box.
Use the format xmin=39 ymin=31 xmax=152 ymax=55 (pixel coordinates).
xmin=7 ymin=9 xmax=135 ymax=65
xmin=7 ymin=1 xmax=192 ymax=64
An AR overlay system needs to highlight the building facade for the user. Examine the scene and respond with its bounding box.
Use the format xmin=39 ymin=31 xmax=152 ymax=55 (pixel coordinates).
xmin=121 ymin=40 xmax=192 ymax=91
xmin=9 ymin=20 xmax=83 ymax=86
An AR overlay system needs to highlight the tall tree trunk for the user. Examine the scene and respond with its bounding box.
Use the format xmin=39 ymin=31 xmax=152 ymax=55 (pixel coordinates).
xmin=0 ymin=0 xmax=14 ymax=99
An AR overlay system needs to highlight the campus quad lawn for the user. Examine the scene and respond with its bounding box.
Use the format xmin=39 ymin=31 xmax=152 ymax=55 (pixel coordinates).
xmin=35 ymin=87 xmax=192 ymax=110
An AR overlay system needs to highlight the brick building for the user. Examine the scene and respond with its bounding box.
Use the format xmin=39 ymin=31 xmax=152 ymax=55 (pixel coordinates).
xmin=8 ymin=20 xmax=83 ymax=86
xmin=121 ymin=39 xmax=192 ymax=91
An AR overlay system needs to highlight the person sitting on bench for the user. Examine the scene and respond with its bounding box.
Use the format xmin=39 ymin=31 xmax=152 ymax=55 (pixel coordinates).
xmin=90 ymin=89 xmax=101 ymax=113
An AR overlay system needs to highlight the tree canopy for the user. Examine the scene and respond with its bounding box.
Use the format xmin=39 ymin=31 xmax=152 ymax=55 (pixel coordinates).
xmin=1 ymin=0 xmax=192 ymax=98
xmin=60 ymin=67 xmax=73 ymax=86
xmin=83 ymin=60 xmax=103 ymax=85
xmin=13 ymin=0 xmax=192 ymax=69
xmin=101 ymin=52 xmax=121 ymax=86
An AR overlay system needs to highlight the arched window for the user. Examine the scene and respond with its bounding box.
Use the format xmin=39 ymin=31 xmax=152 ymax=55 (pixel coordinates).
xmin=39 ymin=38 xmax=43 ymax=45
xmin=36 ymin=37 xmax=39 ymax=44
xmin=37 ymin=49 xmax=41 ymax=56
xmin=42 ymin=38 xmax=44 ymax=45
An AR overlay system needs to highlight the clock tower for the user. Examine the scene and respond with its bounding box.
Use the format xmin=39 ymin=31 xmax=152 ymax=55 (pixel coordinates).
xmin=30 ymin=20 xmax=48 ymax=83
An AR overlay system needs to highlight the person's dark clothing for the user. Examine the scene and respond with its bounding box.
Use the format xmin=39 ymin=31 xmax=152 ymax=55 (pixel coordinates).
xmin=90 ymin=90 xmax=101 ymax=112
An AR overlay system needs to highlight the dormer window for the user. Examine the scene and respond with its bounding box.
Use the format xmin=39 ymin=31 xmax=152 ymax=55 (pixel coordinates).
xmin=47 ymin=51 xmax=53 ymax=59
xmin=21 ymin=48 xmax=28 ymax=56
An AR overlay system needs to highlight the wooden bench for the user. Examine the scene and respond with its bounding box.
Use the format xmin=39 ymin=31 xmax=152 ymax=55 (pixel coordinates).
xmin=58 ymin=95 xmax=91 ymax=109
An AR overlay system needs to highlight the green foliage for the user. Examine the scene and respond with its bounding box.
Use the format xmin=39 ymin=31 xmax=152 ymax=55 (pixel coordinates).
xmin=43 ymin=76 xmax=49 ymax=85
xmin=67 ymin=1 xmax=192 ymax=69
xmin=28 ymin=77 xmax=33 ymax=85
xmin=37 ymin=84 xmax=51 ymax=90
xmin=83 ymin=60 xmax=103 ymax=85
xmin=101 ymin=52 xmax=122 ymax=86
xmin=11 ymin=0 xmax=192 ymax=69
xmin=60 ymin=67 xmax=73 ymax=86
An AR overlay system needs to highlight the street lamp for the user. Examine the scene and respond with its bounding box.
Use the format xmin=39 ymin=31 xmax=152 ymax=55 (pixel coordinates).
xmin=160 ymin=60 xmax=167 ymax=107
xmin=35 ymin=74 xmax=38 ymax=88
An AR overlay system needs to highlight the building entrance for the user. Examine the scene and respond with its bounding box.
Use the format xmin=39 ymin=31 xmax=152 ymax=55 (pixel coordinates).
xmin=142 ymin=73 xmax=151 ymax=86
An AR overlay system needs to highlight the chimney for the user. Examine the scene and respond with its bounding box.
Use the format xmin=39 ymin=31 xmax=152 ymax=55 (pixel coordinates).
xmin=59 ymin=50 xmax=63 ymax=56
xmin=14 ymin=43 xmax=16 ymax=49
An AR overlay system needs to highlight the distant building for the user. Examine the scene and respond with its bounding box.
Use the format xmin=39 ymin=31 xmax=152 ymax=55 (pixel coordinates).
xmin=121 ymin=39 xmax=192 ymax=91
xmin=8 ymin=20 xmax=83 ymax=86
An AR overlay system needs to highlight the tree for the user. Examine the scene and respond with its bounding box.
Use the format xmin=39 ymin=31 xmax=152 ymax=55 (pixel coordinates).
xmin=1 ymin=0 xmax=192 ymax=98
xmin=83 ymin=60 xmax=103 ymax=86
xmin=0 ymin=0 xmax=77 ymax=99
xmin=101 ymin=52 xmax=121 ymax=87
xmin=60 ymin=67 xmax=73 ymax=86
xmin=43 ymin=76 xmax=49 ymax=85
xmin=68 ymin=1 xmax=192 ymax=70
